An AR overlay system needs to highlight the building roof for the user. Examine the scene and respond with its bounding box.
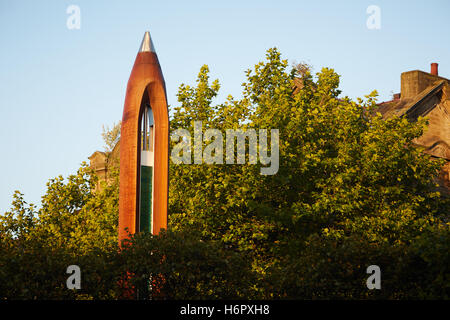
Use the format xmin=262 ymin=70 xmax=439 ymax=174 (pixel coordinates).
xmin=376 ymin=66 xmax=450 ymax=161
xmin=378 ymin=80 xmax=446 ymax=120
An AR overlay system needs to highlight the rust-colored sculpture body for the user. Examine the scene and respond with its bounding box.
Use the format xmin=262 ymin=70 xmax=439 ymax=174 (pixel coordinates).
xmin=119 ymin=32 xmax=169 ymax=244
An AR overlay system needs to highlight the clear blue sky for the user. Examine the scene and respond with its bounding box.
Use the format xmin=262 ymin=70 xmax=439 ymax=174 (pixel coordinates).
xmin=1 ymin=0 xmax=449 ymax=213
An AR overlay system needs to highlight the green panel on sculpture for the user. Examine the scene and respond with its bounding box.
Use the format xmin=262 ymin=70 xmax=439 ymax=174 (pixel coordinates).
xmin=139 ymin=165 xmax=153 ymax=232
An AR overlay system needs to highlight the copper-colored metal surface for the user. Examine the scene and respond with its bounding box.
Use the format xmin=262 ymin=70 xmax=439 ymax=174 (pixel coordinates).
xmin=119 ymin=32 xmax=169 ymax=244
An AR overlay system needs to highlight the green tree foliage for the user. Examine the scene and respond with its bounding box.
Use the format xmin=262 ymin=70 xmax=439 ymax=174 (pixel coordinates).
xmin=102 ymin=122 xmax=121 ymax=152
xmin=119 ymin=229 xmax=256 ymax=299
xmin=0 ymin=48 xmax=448 ymax=299
xmin=0 ymin=163 xmax=119 ymax=255
xmin=0 ymin=163 xmax=121 ymax=299
xmin=168 ymin=48 xmax=450 ymax=298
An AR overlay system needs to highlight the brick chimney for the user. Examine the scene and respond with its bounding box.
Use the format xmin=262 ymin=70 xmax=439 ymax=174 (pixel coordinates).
xmin=400 ymin=63 xmax=446 ymax=99
xmin=431 ymin=63 xmax=438 ymax=76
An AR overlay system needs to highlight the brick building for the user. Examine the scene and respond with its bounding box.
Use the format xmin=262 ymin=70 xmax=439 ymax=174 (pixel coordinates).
xmin=377 ymin=63 xmax=450 ymax=192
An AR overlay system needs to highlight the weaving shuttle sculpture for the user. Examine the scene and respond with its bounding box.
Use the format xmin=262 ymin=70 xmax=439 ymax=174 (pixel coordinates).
xmin=119 ymin=31 xmax=169 ymax=244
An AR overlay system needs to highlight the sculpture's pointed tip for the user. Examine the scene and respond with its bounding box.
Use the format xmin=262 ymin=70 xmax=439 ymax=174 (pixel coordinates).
xmin=139 ymin=31 xmax=156 ymax=53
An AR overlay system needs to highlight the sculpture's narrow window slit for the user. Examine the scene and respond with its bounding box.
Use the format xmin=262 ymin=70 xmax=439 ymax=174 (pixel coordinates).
xmin=139 ymin=103 xmax=154 ymax=233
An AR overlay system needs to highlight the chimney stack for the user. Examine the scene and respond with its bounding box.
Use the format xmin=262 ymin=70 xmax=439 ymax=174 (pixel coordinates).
xmin=431 ymin=63 xmax=438 ymax=76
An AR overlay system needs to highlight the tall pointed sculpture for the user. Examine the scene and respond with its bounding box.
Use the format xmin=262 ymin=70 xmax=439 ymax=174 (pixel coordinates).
xmin=119 ymin=31 xmax=169 ymax=244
